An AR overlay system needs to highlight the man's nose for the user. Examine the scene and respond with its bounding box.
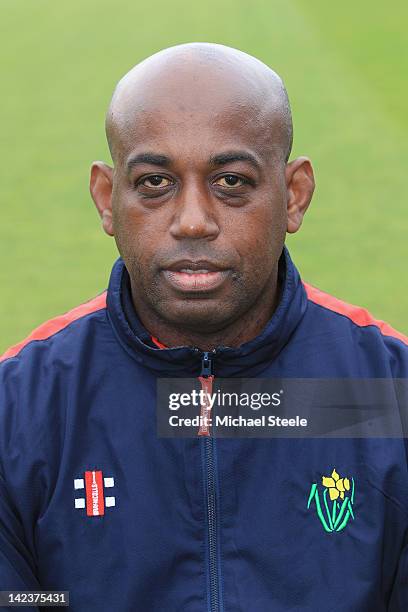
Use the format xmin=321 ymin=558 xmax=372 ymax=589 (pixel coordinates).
xmin=169 ymin=180 xmax=220 ymax=240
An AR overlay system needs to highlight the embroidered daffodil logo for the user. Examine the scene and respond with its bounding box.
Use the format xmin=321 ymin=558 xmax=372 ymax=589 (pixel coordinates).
xmin=323 ymin=469 xmax=350 ymax=500
xmin=307 ymin=468 xmax=355 ymax=533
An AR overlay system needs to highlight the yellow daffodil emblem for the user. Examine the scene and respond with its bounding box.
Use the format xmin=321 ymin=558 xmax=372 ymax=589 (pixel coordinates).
xmin=307 ymin=468 xmax=355 ymax=533
xmin=322 ymin=469 xmax=350 ymax=501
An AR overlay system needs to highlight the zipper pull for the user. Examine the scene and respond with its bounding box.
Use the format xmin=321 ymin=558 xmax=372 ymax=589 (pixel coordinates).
xmin=198 ymin=350 xmax=216 ymax=437
xmin=200 ymin=351 xmax=214 ymax=378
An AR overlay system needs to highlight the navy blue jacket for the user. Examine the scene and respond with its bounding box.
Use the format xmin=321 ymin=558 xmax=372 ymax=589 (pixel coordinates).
xmin=1 ymin=246 xmax=408 ymax=611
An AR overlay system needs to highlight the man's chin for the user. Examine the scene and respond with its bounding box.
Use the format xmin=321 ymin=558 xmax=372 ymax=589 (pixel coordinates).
xmin=157 ymin=300 xmax=235 ymax=332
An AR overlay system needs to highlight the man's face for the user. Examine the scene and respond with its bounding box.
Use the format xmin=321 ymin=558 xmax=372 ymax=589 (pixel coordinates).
xmin=107 ymin=82 xmax=287 ymax=331
xmin=108 ymin=89 xmax=288 ymax=333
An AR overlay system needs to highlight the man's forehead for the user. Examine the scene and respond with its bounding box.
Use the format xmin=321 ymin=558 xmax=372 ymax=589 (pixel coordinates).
xmin=113 ymin=104 xmax=282 ymax=170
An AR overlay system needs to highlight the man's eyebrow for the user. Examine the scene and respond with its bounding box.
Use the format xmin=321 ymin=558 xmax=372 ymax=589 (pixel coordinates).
xmin=127 ymin=152 xmax=172 ymax=170
xmin=209 ymin=150 xmax=261 ymax=170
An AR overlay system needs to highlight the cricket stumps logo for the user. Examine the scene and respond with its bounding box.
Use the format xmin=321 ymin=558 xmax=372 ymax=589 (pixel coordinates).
xmin=307 ymin=468 xmax=355 ymax=533
xmin=74 ymin=470 xmax=116 ymax=516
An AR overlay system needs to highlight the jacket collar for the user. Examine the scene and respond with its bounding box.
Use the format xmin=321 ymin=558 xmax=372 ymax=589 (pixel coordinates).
xmin=106 ymin=245 xmax=308 ymax=377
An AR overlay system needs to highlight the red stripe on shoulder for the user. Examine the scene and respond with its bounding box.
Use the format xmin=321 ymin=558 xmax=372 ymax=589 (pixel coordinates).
xmin=0 ymin=292 xmax=107 ymax=362
xmin=303 ymin=282 xmax=408 ymax=346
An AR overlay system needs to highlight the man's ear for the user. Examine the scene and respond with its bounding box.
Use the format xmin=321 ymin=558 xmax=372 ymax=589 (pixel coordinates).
xmin=285 ymin=156 xmax=315 ymax=234
xmin=90 ymin=162 xmax=114 ymax=237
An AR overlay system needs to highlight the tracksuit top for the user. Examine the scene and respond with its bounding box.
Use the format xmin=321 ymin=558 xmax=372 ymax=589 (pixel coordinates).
xmin=1 ymin=245 xmax=408 ymax=612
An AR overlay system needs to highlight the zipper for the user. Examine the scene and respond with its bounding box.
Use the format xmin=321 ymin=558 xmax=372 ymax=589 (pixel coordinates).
xmin=196 ymin=349 xmax=222 ymax=612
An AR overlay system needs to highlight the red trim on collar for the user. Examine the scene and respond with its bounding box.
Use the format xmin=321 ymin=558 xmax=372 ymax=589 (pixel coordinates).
xmin=151 ymin=335 xmax=168 ymax=349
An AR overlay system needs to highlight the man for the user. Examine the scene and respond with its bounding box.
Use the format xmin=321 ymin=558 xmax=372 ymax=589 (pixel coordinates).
xmin=0 ymin=42 xmax=407 ymax=611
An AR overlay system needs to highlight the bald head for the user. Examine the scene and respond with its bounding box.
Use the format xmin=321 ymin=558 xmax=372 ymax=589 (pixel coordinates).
xmin=105 ymin=42 xmax=293 ymax=164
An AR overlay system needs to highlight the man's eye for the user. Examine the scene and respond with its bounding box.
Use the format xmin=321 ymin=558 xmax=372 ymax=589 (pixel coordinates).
xmin=140 ymin=175 xmax=172 ymax=188
xmin=214 ymin=175 xmax=246 ymax=188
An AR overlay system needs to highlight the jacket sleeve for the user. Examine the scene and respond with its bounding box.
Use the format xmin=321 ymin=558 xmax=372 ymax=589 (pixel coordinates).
xmin=0 ymin=472 xmax=41 ymax=611
xmin=0 ymin=471 xmax=40 ymax=588
xmin=388 ymin=532 xmax=408 ymax=611
xmin=0 ymin=356 xmax=41 ymax=610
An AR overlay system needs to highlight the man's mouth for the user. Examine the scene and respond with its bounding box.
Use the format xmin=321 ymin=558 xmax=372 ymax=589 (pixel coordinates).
xmin=178 ymin=268 xmax=211 ymax=274
xmin=161 ymin=260 xmax=230 ymax=292
xmin=162 ymin=269 xmax=230 ymax=292
xmin=163 ymin=268 xmax=230 ymax=291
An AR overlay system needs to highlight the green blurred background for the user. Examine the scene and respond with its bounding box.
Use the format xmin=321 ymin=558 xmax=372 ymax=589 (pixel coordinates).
xmin=1 ymin=0 xmax=407 ymax=353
